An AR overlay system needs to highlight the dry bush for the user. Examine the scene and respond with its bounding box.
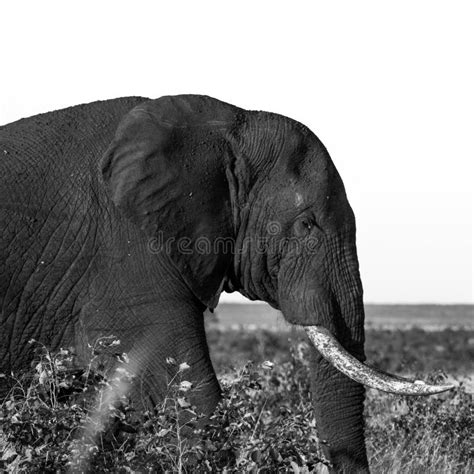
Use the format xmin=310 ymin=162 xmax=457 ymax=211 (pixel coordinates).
xmin=1 ymin=328 xmax=472 ymax=472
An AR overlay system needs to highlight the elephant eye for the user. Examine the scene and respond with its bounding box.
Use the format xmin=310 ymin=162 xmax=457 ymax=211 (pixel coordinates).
xmin=302 ymin=218 xmax=313 ymax=231
xmin=294 ymin=216 xmax=315 ymax=237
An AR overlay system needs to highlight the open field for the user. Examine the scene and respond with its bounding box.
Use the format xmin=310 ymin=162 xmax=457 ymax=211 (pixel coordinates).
xmin=207 ymin=326 xmax=474 ymax=380
xmin=213 ymin=303 xmax=474 ymax=331
xmin=208 ymin=326 xmax=473 ymax=472
xmin=1 ymin=305 xmax=473 ymax=472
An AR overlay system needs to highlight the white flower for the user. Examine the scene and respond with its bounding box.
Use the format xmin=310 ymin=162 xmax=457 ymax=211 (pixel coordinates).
xmin=118 ymin=353 xmax=130 ymax=364
xmin=115 ymin=367 xmax=132 ymax=378
xmin=261 ymin=361 xmax=274 ymax=370
xmin=38 ymin=368 xmax=49 ymax=385
xmin=11 ymin=414 xmax=21 ymax=424
xmin=177 ymin=397 xmax=191 ymax=408
xmin=166 ymin=357 xmax=177 ymax=365
xmin=178 ymin=362 xmax=190 ymax=372
xmin=179 ymin=381 xmax=193 ymax=392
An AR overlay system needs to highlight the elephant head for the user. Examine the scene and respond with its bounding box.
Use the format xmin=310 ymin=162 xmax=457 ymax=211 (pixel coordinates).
xmin=101 ymin=95 xmax=452 ymax=472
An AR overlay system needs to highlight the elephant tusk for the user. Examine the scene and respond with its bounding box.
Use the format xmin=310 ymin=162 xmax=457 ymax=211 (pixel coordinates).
xmin=305 ymin=326 xmax=455 ymax=395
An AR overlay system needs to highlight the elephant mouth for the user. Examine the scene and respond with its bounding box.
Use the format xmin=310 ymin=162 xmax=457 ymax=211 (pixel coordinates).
xmin=305 ymin=326 xmax=455 ymax=395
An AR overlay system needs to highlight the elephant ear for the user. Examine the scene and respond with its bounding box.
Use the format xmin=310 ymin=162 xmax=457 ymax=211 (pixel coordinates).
xmin=100 ymin=95 xmax=241 ymax=308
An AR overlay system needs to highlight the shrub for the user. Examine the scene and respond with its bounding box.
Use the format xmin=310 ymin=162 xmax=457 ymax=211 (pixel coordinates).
xmin=1 ymin=339 xmax=329 ymax=472
xmin=1 ymin=329 xmax=472 ymax=473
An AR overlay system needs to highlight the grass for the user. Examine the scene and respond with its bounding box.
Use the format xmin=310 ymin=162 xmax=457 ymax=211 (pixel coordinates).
xmin=1 ymin=327 xmax=472 ymax=472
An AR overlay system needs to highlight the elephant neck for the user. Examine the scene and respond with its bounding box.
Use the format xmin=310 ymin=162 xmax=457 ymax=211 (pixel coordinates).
xmin=222 ymin=205 xmax=279 ymax=308
xmin=222 ymin=114 xmax=287 ymax=307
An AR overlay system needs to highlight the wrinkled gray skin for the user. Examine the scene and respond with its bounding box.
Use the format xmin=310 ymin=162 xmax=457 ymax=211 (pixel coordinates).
xmin=1 ymin=96 xmax=368 ymax=472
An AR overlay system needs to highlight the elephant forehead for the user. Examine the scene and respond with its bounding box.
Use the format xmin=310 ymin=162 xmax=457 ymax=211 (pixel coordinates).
xmin=262 ymin=175 xmax=345 ymax=223
xmin=295 ymin=192 xmax=304 ymax=207
xmin=287 ymin=168 xmax=333 ymax=200
xmin=264 ymin=186 xmax=319 ymax=213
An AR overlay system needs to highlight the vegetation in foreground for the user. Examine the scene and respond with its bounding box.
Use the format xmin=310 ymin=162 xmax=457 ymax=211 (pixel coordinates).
xmin=0 ymin=328 xmax=473 ymax=473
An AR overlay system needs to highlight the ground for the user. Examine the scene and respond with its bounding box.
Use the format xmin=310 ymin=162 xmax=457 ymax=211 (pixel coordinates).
xmin=1 ymin=304 xmax=473 ymax=472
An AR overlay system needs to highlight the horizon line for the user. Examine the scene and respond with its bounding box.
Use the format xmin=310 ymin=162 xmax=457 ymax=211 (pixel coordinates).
xmin=217 ymin=301 xmax=474 ymax=306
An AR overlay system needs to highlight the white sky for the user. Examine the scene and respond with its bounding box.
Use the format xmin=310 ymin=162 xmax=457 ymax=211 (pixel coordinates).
xmin=1 ymin=1 xmax=472 ymax=303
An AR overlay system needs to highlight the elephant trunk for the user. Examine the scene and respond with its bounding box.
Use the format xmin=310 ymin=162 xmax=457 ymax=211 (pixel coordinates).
xmin=309 ymin=352 xmax=368 ymax=472
xmin=304 ymin=239 xmax=453 ymax=471
xmin=307 ymin=292 xmax=369 ymax=472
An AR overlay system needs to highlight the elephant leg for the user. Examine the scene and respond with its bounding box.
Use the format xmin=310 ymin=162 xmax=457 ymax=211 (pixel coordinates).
xmin=75 ymin=299 xmax=221 ymax=415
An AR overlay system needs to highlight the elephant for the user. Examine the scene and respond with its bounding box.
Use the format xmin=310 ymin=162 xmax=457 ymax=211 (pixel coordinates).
xmin=0 ymin=95 xmax=452 ymax=472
